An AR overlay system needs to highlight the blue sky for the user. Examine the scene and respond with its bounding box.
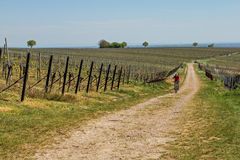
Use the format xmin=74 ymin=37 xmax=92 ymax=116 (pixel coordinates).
xmin=0 ymin=0 xmax=240 ymax=47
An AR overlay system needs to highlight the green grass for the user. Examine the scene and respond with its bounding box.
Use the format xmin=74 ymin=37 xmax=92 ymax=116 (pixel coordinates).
xmin=0 ymin=80 xmax=172 ymax=159
xmin=167 ymin=66 xmax=240 ymax=159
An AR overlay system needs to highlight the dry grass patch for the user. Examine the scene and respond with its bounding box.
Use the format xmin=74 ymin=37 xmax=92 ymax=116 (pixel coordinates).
xmin=0 ymin=107 xmax=13 ymax=112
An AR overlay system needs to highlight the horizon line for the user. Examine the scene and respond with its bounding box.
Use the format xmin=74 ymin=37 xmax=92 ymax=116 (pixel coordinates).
xmin=5 ymin=42 xmax=240 ymax=48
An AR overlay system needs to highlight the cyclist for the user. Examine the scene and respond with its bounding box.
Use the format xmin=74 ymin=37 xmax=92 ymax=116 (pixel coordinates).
xmin=173 ymin=73 xmax=180 ymax=93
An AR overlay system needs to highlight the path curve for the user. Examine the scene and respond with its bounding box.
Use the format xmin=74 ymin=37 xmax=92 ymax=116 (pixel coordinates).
xmin=35 ymin=63 xmax=200 ymax=160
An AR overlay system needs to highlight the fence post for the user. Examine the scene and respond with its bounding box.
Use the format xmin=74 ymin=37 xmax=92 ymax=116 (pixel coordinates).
xmin=122 ymin=69 xmax=125 ymax=85
xmin=117 ymin=67 xmax=123 ymax=90
xmin=96 ymin=63 xmax=103 ymax=92
xmin=21 ymin=53 xmax=30 ymax=102
xmin=58 ymin=56 xmax=62 ymax=87
xmin=37 ymin=52 xmax=41 ymax=80
xmin=104 ymin=64 xmax=111 ymax=92
xmin=127 ymin=65 xmax=131 ymax=84
xmin=62 ymin=56 xmax=69 ymax=95
xmin=5 ymin=38 xmax=10 ymax=66
xmin=67 ymin=73 xmax=73 ymax=92
xmin=19 ymin=64 xmax=22 ymax=79
xmin=6 ymin=65 xmax=12 ymax=85
xmin=75 ymin=59 xmax=83 ymax=94
xmin=1 ymin=44 xmax=6 ymax=79
xmin=5 ymin=38 xmax=11 ymax=85
xmin=2 ymin=62 xmax=4 ymax=78
xmin=49 ymin=72 xmax=56 ymax=93
xmin=45 ymin=55 xmax=53 ymax=93
xmin=111 ymin=65 xmax=117 ymax=90
xmin=3 ymin=44 xmax=6 ymax=65
xmin=86 ymin=61 xmax=94 ymax=93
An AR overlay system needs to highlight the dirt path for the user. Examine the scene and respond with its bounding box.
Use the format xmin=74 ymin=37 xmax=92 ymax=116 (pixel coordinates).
xmin=35 ymin=63 xmax=200 ymax=160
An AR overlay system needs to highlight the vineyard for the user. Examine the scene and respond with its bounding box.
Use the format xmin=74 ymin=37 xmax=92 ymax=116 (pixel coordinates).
xmin=0 ymin=50 xmax=181 ymax=102
xmin=11 ymin=47 xmax=240 ymax=70
xmin=196 ymin=52 xmax=240 ymax=90
xmin=2 ymin=45 xmax=239 ymax=102
xmin=204 ymin=52 xmax=240 ymax=74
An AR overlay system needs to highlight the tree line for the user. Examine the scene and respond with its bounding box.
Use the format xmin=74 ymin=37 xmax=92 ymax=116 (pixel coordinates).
xmin=98 ymin=40 xmax=127 ymax=48
xmin=99 ymin=40 xmax=149 ymax=48
xmin=24 ymin=39 xmax=216 ymax=49
xmin=192 ymin=42 xmax=215 ymax=48
xmin=99 ymin=40 xmax=215 ymax=49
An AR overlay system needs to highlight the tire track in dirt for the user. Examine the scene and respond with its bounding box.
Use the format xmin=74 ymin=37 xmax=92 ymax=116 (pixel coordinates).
xmin=35 ymin=63 xmax=200 ymax=160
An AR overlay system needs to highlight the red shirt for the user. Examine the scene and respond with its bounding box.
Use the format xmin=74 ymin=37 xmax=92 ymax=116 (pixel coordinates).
xmin=174 ymin=75 xmax=180 ymax=82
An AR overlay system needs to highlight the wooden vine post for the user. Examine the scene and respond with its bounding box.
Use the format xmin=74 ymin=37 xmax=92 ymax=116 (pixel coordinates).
xmin=67 ymin=73 xmax=70 ymax=91
xmin=96 ymin=63 xmax=103 ymax=92
xmin=111 ymin=65 xmax=117 ymax=90
xmin=21 ymin=53 xmax=30 ymax=102
xmin=104 ymin=64 xmax=111 ymax=92
xmin=58 ymin=56 xmax=61 ymax=86
xmin=45 ymin=55 xmax=53 ymax=93
xmin=86 ymin=61 xmax=94 ymax=93
xmin=122 ymin=69 xmax=125 ymax=85
xmin=127 ymin=65 xmax=131 ymax=83
xmin=117 ymin=67 xmax=123 ymax=90
xmin=75 ymin=59 xmax=83 ymax=94
xmin=4 ymin=38 xmax=12 ymax=85
xmin=6 ymin=65 xmax=12 ymax=85
xmin=62 ymin=57 xmax=69 ymax=95
xmin=3 ymin=43 xmax=6 ymax=65
xmin=37 ymin=52 xmax=41 ymax=80
xmin=49 ymin=72 xmax=56 ymax=93
xmin=5 ymin=38 xmax=10 ymax=66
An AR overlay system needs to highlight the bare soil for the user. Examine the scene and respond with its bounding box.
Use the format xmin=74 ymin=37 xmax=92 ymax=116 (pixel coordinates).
xmin=35 ymin=63 xmax=200 ymax=160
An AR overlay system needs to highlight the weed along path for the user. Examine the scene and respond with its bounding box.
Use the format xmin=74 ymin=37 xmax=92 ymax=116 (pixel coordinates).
xmin=35 ymin=63 xmax=200 ymax=160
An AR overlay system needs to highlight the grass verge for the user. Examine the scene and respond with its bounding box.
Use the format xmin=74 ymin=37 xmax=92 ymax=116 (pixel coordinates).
xmin=0 ymin=80 xmax=173 ymax=159
xmin=166 ymin=66 xmax=240 ymax=159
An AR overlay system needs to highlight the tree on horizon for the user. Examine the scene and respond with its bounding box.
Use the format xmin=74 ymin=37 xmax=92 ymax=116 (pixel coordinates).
xmin=208 ymin=43 xmax=215 ymax=48
xmin=193 ymin=42 xmax=198 ymax=47
xmin=99 ymin=40 xmax=110 ymax=48
xmin=27 ymin=40 xmax=37 ymax=50
xmin=143 ymin=41 xmax=149 ymax=48
xmin=121 ymin=42 xmax=127 ymax=48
